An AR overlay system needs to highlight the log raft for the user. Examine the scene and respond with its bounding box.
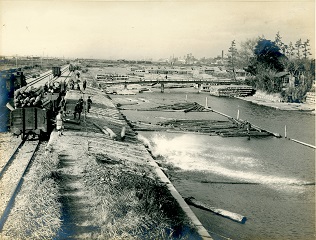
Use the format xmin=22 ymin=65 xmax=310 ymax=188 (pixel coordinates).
xmin=126 ymin=102 xmax=277 ymax=138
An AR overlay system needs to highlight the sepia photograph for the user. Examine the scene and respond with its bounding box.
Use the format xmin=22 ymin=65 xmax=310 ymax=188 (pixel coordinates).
xmin=0 ymin=0 xmax=315 ymax=239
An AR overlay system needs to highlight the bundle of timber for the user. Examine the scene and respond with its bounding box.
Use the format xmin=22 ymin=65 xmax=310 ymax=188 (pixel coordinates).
xmin=157 ymin=119 xmax=273 ymax=137
xmin=129 ymin=121 xmax=169 ymax=132
xmin=219 ymin=130 xmax=272 ymax=137
xmin=14 ymin=85 xmax=45 ymax=108
xmin=141 ymin=102 xmax=209 ymax=112
xmin=157 ymin=119 xmax=238 ymax=134
xmin=209 ymin=85 xmax=254 ymax=97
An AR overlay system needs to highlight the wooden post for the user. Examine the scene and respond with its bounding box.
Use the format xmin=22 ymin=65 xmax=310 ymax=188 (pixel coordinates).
xmin=237 ymin=109 xmax=240 ymax=120
xmin=161 ymin=83 xmax=164 ymax=93
xmin=205 ymin=97 xmax=208 ymax=108
xmin=197 ymin=83 xmax=201 ymax=93
xmin=185 ymin=94 xmax=187 ymax=102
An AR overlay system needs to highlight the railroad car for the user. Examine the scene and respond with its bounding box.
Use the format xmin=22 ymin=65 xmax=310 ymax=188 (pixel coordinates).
xmin=69 ymin=64 xmax=75 ymax=72
xmin=9 ymin=92 xmax=61 ymax=140
xmin=0 ymin=71 xmax=15 ymax=99
xmin=14 ymin=71 xmax=27 ymax=89
xmin=69 ymin=63 xmax=80 ymax=72
xmin=10 ymin=107 xmax=51 ymax=140
xmin=0 ymin=70 xmax=28 ymax=132
xmin=52 ymin=66 xmax=61 ymax=77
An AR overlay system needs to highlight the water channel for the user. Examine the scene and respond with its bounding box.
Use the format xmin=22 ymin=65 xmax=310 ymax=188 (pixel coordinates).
xmin=112 ymin=87 xmax=315 ymax=240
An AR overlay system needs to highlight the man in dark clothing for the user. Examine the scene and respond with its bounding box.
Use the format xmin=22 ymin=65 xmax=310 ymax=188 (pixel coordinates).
xmin=74 ymin=102 xmax=82 ymax=120
xmin=83 ymin=79 xmax=87 ymax=91
xmin=87 ymin=96 xmax=92 ymax=113
xmin=79 ymin=97 xmax=84 ymax=110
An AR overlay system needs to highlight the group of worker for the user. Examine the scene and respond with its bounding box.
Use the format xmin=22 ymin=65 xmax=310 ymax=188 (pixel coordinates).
xmin=68 ymin=79 xmax=87 ymax=91
xmin=55 ymin=95 xmax=92 ymax=136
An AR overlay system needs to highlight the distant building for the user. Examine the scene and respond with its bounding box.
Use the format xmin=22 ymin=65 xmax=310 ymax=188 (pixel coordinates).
xmin=275 ymin=72 xmax=294 ymax=89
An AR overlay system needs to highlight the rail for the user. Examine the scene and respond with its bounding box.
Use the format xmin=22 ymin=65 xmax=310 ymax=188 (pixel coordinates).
xmin=0 ymin=139 xmax=40 ymax=231
xmin=26 ymin=65 xmax=69 ymax=86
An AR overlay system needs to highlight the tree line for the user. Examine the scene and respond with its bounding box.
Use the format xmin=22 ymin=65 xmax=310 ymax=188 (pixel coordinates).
xmin=227 ymin=32 xmax=315 ymax=102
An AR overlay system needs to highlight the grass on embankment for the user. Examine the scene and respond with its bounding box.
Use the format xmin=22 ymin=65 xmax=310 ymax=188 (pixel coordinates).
xmin=82 ymin=152 xmax=200 ymax=239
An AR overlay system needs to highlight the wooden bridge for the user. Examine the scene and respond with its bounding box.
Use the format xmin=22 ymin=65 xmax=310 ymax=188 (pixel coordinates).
xmin=97 ymin=77 xmax=240 ymax=93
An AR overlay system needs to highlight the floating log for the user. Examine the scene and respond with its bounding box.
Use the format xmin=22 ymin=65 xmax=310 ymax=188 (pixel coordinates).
xmin=184 ymin=197 xmax=247 ymax=224
xmin=140 ymin=102 xmax=209 ymax=112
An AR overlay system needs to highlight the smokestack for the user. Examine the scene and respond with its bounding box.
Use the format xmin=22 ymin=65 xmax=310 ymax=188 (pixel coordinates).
xmin=222 ymin=50 xmax=224 ymax=63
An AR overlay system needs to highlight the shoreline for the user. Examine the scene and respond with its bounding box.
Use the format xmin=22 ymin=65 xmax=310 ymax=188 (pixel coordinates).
xmin=236 ymin=95 xmax=315 ymax=114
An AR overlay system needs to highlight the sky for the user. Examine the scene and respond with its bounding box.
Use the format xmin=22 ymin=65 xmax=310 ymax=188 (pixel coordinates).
xmin=0 ymin=0 xmax=315 ymax=60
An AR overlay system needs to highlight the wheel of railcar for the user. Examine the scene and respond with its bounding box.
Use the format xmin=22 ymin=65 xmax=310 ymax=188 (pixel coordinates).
xmin=21 ymin=132 xmax=27 ymax=141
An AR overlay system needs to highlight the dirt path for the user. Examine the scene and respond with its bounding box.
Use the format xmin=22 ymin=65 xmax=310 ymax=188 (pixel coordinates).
xmin=53 ymin=135 xmax=97 ymax=238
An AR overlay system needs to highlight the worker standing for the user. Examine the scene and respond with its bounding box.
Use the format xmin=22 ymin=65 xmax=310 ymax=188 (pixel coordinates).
xmin=83 ymin=79 xmax=87 ymax=91
xmin=74 ymin=102 xmax=81 ymax=120
xmin=56 ymin=111 xmax=64 ymax=136
xmin=87 ymin=96 xmax=92 ymax=113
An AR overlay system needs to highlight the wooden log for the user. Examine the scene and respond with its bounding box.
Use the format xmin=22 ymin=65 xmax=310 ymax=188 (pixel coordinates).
xmin=103 ymin=126 xmax=117 ymax=140
xmin=64 ymin=119 xmax=80 ymax=125
xmin=6 ymin=102 xmax=14 ymax=111
xmin=184 ymin=197 xmax=247 ymax=224
xmin=184 ymin=106 xmax=197 ymax=113
xmin=120 ymin=126 xmax=126 ymax=141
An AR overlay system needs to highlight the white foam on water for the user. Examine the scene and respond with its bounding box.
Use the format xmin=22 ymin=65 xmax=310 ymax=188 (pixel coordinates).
xmin=137 ymin=134 xmax=152 ymax=150
xmin=150 ymin=133 xmax=307 ymax=190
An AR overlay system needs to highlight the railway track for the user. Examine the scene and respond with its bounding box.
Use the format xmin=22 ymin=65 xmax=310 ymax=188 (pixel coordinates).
xmin=0 ymin=65 xmax=72 ymax=231
xmin=26 ymin=65 xmax=70 ymax=86
xmin=0 ymin=139 xmax=40 ymax=231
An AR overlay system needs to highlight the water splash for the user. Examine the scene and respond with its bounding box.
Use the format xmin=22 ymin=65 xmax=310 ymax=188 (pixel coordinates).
xmin=149 ymin=133 xmax=308 ymax=190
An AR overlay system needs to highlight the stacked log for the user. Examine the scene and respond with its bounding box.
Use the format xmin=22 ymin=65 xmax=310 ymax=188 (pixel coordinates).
xmin=157 ymin=119 xmax=238 ymax=134
xmin=14 ymin=85 xmax=44 ymax=108
xmin=141 ymin=102 xmax=209 ymax=112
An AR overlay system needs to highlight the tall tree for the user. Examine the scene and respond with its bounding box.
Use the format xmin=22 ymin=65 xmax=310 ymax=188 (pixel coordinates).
xmin=302 ymin=39 xmax=312 ymax=59
xmin=254 ymin=38 xmax=285 ymax=72
xmin=227 ymin=40 xmax=238 ymax=80
xmin=238 ymin=37 xmax=259 ymax=69
xmin=295 ymin=39 xmax=303 ymax=59
xmin=274 ymin=31 xmax=285 ymax=54
xmin=286 ymin=42 xmax=295 ymax=60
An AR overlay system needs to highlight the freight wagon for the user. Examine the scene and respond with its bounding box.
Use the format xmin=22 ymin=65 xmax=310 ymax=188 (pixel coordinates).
xmin=0 ymin=69 xmax=27 ymax=132
xmin=9 ymin=92 xmax=62 ymax=140
xmin=52 ymin=66 xmax=61 ymax=77
xmin=10 ymin=107 xmax=51 ymax=140
xmin=69 ymin=63 xmax=80 ymax=72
